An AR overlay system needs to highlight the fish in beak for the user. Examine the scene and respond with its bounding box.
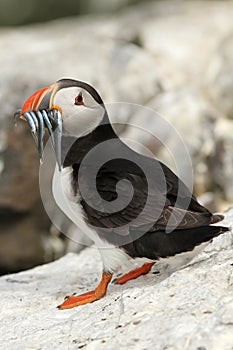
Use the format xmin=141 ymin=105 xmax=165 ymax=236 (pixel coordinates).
xmin=15 ymin=83 xmax=63 ymax=170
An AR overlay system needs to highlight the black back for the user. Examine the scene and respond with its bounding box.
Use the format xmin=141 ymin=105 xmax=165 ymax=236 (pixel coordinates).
xmin=61 ymin=81 xmax=228 ymax=259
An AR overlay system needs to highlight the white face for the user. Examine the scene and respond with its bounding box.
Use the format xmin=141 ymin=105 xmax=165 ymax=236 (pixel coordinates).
xmin=53 ymin=87 xmax=105 ymax=138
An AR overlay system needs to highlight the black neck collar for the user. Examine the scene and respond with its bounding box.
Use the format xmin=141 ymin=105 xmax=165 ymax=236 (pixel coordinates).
xmin=62 ymin=112 xmax=118 ymax=168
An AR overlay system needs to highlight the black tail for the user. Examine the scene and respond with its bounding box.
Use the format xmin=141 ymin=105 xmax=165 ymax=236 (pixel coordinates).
xmin=126 ymin=225 xmax=229 ymax=260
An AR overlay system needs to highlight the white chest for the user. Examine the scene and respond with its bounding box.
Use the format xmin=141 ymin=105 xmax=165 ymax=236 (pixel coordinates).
xmin=52 ymin=166 xmax=130 ymax=272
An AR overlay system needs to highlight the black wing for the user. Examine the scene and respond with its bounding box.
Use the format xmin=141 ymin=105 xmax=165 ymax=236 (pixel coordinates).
xmin=71 ymin=136 xmax=228 ymax=255
xmin=75 ymin=150 xmax=217 ymax=236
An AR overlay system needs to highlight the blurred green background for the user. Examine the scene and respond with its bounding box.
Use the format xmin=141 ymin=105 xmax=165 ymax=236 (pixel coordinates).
xmin=0 ymin=0 xmax=149 ymax=26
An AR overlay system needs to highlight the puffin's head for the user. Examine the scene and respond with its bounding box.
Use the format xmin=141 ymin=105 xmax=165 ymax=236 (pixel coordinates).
xmin=18 ymin=79 xmax=106 ymax=169
xmin=20 ymin=78 xmax=106 ymax=137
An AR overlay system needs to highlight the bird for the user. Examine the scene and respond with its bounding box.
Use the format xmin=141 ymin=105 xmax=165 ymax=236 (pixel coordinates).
xmin=17 ymin=78 xmax=229 ymax=310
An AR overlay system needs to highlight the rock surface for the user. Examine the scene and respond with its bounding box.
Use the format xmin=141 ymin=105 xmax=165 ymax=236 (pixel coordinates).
xmin=0 ymin=209 xmax=233 ymax=350
xmin=1 ymin=0 xmax=233 ymax=272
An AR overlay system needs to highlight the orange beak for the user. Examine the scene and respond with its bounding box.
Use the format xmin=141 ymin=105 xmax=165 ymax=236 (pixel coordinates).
xmin=20 ymin=83 xmax=58 ymax=120
xmin=17 ymin=82 xmax=62 ymax=170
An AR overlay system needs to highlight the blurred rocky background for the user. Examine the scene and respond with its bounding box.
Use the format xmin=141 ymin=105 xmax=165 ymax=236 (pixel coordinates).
xmin=0 ymin=0 xmax=232 ymax=274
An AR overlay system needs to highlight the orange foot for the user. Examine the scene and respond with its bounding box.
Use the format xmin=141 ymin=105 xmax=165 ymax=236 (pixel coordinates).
xmin=113 ymin=262 xmax=155 ymax=285
xmin=58 ymin=272 xmax=112 ymax=310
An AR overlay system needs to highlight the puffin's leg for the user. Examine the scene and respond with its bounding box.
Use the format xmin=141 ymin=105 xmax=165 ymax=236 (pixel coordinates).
xmin=113 ymin=262 xmax=155 ymax=285
xmin=58 ymin=272 xmax=112 ymax=310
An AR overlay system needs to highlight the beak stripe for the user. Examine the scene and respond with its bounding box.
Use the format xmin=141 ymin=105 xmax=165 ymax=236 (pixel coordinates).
xmin=21 ymin=85 xmax=52 ymax=115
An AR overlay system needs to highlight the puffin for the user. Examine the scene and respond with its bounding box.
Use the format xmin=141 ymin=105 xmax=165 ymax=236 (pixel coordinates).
xmin=17 ymin=78 xmax=229 ymax=310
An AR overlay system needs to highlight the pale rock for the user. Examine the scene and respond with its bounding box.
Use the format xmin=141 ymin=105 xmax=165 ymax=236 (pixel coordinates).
xmin=0 ymin=208 xmax=232 ymax=350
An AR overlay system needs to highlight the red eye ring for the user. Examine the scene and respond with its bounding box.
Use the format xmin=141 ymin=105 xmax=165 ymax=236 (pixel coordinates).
xmin=75 ymin=92 xmax=84 ymax=105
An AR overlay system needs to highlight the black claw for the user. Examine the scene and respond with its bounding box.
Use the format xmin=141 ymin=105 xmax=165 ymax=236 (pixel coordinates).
xmin=112 ymin=278 xmax=120 ymax=285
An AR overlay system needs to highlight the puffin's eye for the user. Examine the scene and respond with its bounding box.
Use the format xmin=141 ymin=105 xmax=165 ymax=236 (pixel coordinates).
xmin=75 ymin=92 xmax=84 ymax=105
